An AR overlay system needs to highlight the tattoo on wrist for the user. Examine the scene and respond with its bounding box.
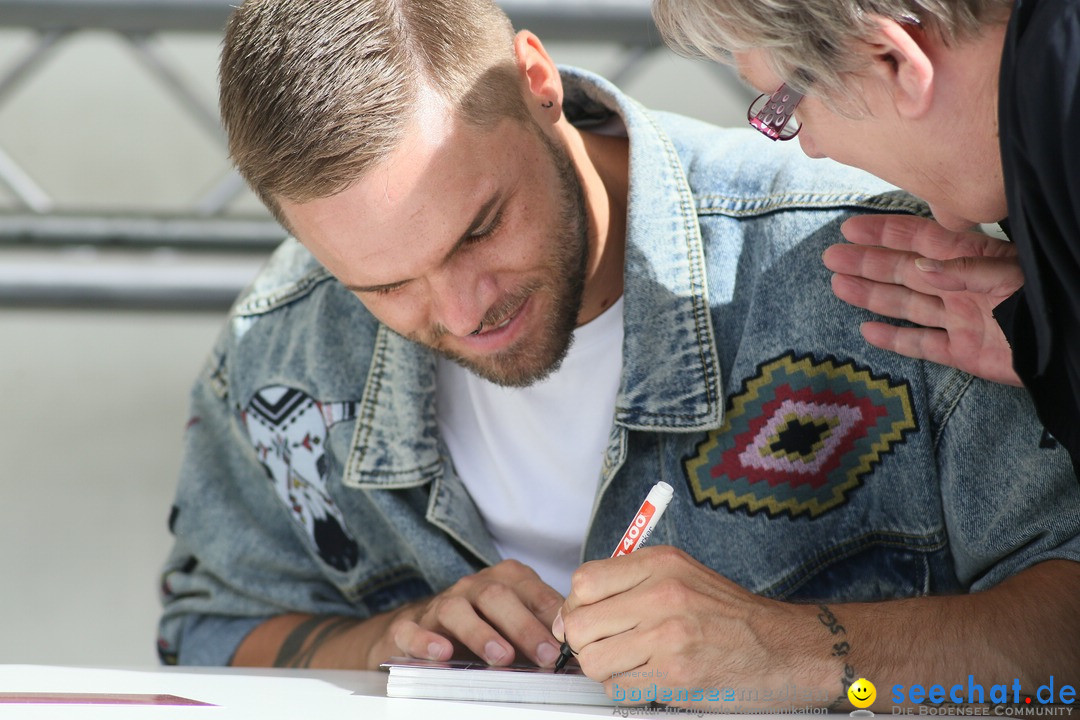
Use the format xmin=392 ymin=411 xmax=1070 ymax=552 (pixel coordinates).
xmin=818 ymin=605 xmax=856 ymax=710
xmin=274 ymin=616 xmax=358 ymax=668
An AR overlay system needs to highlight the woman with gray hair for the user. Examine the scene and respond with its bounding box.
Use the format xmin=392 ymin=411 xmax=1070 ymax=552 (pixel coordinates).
xmin=652 ymin=0 xmax=1080 ymax=473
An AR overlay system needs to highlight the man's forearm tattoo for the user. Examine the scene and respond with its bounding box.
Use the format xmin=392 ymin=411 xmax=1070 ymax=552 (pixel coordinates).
xmin=818 ymin=605 xmax=857 ymax=710
xmin=274 ymin=616 xmax=359 ymax=668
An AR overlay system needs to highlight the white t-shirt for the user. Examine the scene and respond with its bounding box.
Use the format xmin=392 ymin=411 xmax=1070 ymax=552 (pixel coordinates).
xmin=435 ymin=298 xmax=624 ymax=596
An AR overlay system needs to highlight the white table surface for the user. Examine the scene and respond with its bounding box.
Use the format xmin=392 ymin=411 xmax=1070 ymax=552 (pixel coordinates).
xmin=0 ymin=664 xmax=850 ymax=718
xmin=0 ymin=665 xmax=620 ymax=719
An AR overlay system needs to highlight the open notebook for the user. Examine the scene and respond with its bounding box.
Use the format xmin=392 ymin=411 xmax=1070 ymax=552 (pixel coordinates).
xmin=382 ymin=658 xmax=612 ymax=706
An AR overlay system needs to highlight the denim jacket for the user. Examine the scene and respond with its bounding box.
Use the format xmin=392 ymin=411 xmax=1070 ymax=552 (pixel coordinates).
xmin=158 ymin=68 xmax=1080 ymax=665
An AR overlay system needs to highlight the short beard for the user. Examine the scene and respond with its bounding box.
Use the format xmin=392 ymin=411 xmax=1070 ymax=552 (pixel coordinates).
xmin=428 ymin=126 xmax=589 ymax=388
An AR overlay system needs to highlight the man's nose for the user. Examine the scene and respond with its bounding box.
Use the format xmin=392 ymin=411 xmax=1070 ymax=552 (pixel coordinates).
xmin=428 ymin=266 xmax=497 ymax=338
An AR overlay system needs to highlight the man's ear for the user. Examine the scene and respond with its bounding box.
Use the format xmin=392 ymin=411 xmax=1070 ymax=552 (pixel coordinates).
xmin=513 ymin=31 xmax=564 ymax=122
xmin=862 ymin=17 xmax=934 ymax=118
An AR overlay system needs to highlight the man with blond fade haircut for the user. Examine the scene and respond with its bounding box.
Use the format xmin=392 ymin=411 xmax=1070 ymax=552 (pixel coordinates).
xmin=653 ymin=0 xmax=1080 ymax=477
xmin=159 ymin=0 xmax=1080 ymax=710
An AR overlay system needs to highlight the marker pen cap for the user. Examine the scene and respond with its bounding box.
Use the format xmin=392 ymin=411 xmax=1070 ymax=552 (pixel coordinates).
xmin=644 ymin=481 xmax=674 ymax=510
xmin=612 ymin=481 xmax=674 ymax=557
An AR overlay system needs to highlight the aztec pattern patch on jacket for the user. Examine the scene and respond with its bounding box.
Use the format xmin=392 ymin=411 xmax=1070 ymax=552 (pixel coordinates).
xmin=684 ymin=353 xmax=917 ymax=519
xmin=243 ymin=386 xmax=361 ymax=571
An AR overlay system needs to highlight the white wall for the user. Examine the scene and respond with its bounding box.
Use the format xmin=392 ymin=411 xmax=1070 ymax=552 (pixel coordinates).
xmin=0 ymin=24 xmax=748 ymax=666
xmin=0 ymin=310 xmax=222 ymax=665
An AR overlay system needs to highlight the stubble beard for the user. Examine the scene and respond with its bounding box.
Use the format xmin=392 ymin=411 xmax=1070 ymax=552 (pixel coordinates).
xmin=424 ymin=130 xmax=589 ymax=388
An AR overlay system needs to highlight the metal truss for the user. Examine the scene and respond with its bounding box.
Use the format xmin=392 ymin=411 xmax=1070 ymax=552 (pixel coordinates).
xmin=0 ymin=0 xmax=741 ymax=310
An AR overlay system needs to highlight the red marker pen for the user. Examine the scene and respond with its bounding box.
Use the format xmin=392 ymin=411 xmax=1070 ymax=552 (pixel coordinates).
xmin=553 ymin=481 xmax=674 ymax=672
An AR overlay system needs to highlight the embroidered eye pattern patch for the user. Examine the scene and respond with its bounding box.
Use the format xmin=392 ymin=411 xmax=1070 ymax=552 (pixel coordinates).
xmin=684 ymin=353 xmax=917 ymax=519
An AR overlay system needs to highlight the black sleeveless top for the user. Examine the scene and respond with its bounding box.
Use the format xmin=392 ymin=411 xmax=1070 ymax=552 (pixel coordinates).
xmin=995 ymin=0 xmax=1080 ymax=473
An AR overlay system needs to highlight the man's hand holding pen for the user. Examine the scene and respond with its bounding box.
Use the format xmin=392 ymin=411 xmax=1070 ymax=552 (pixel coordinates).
xmin=552 ymin=546 xmax=834 ymax=710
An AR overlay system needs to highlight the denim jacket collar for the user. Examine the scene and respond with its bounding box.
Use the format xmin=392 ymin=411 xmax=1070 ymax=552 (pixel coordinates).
xmin=567 ymin=68 xmax=724 ymax=432
xmin=343 ymin=69 xmax=723 ymax=491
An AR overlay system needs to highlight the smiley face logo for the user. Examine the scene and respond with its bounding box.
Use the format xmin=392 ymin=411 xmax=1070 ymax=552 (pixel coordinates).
xmin=848 ymin=678 xmax=876 ymax=709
